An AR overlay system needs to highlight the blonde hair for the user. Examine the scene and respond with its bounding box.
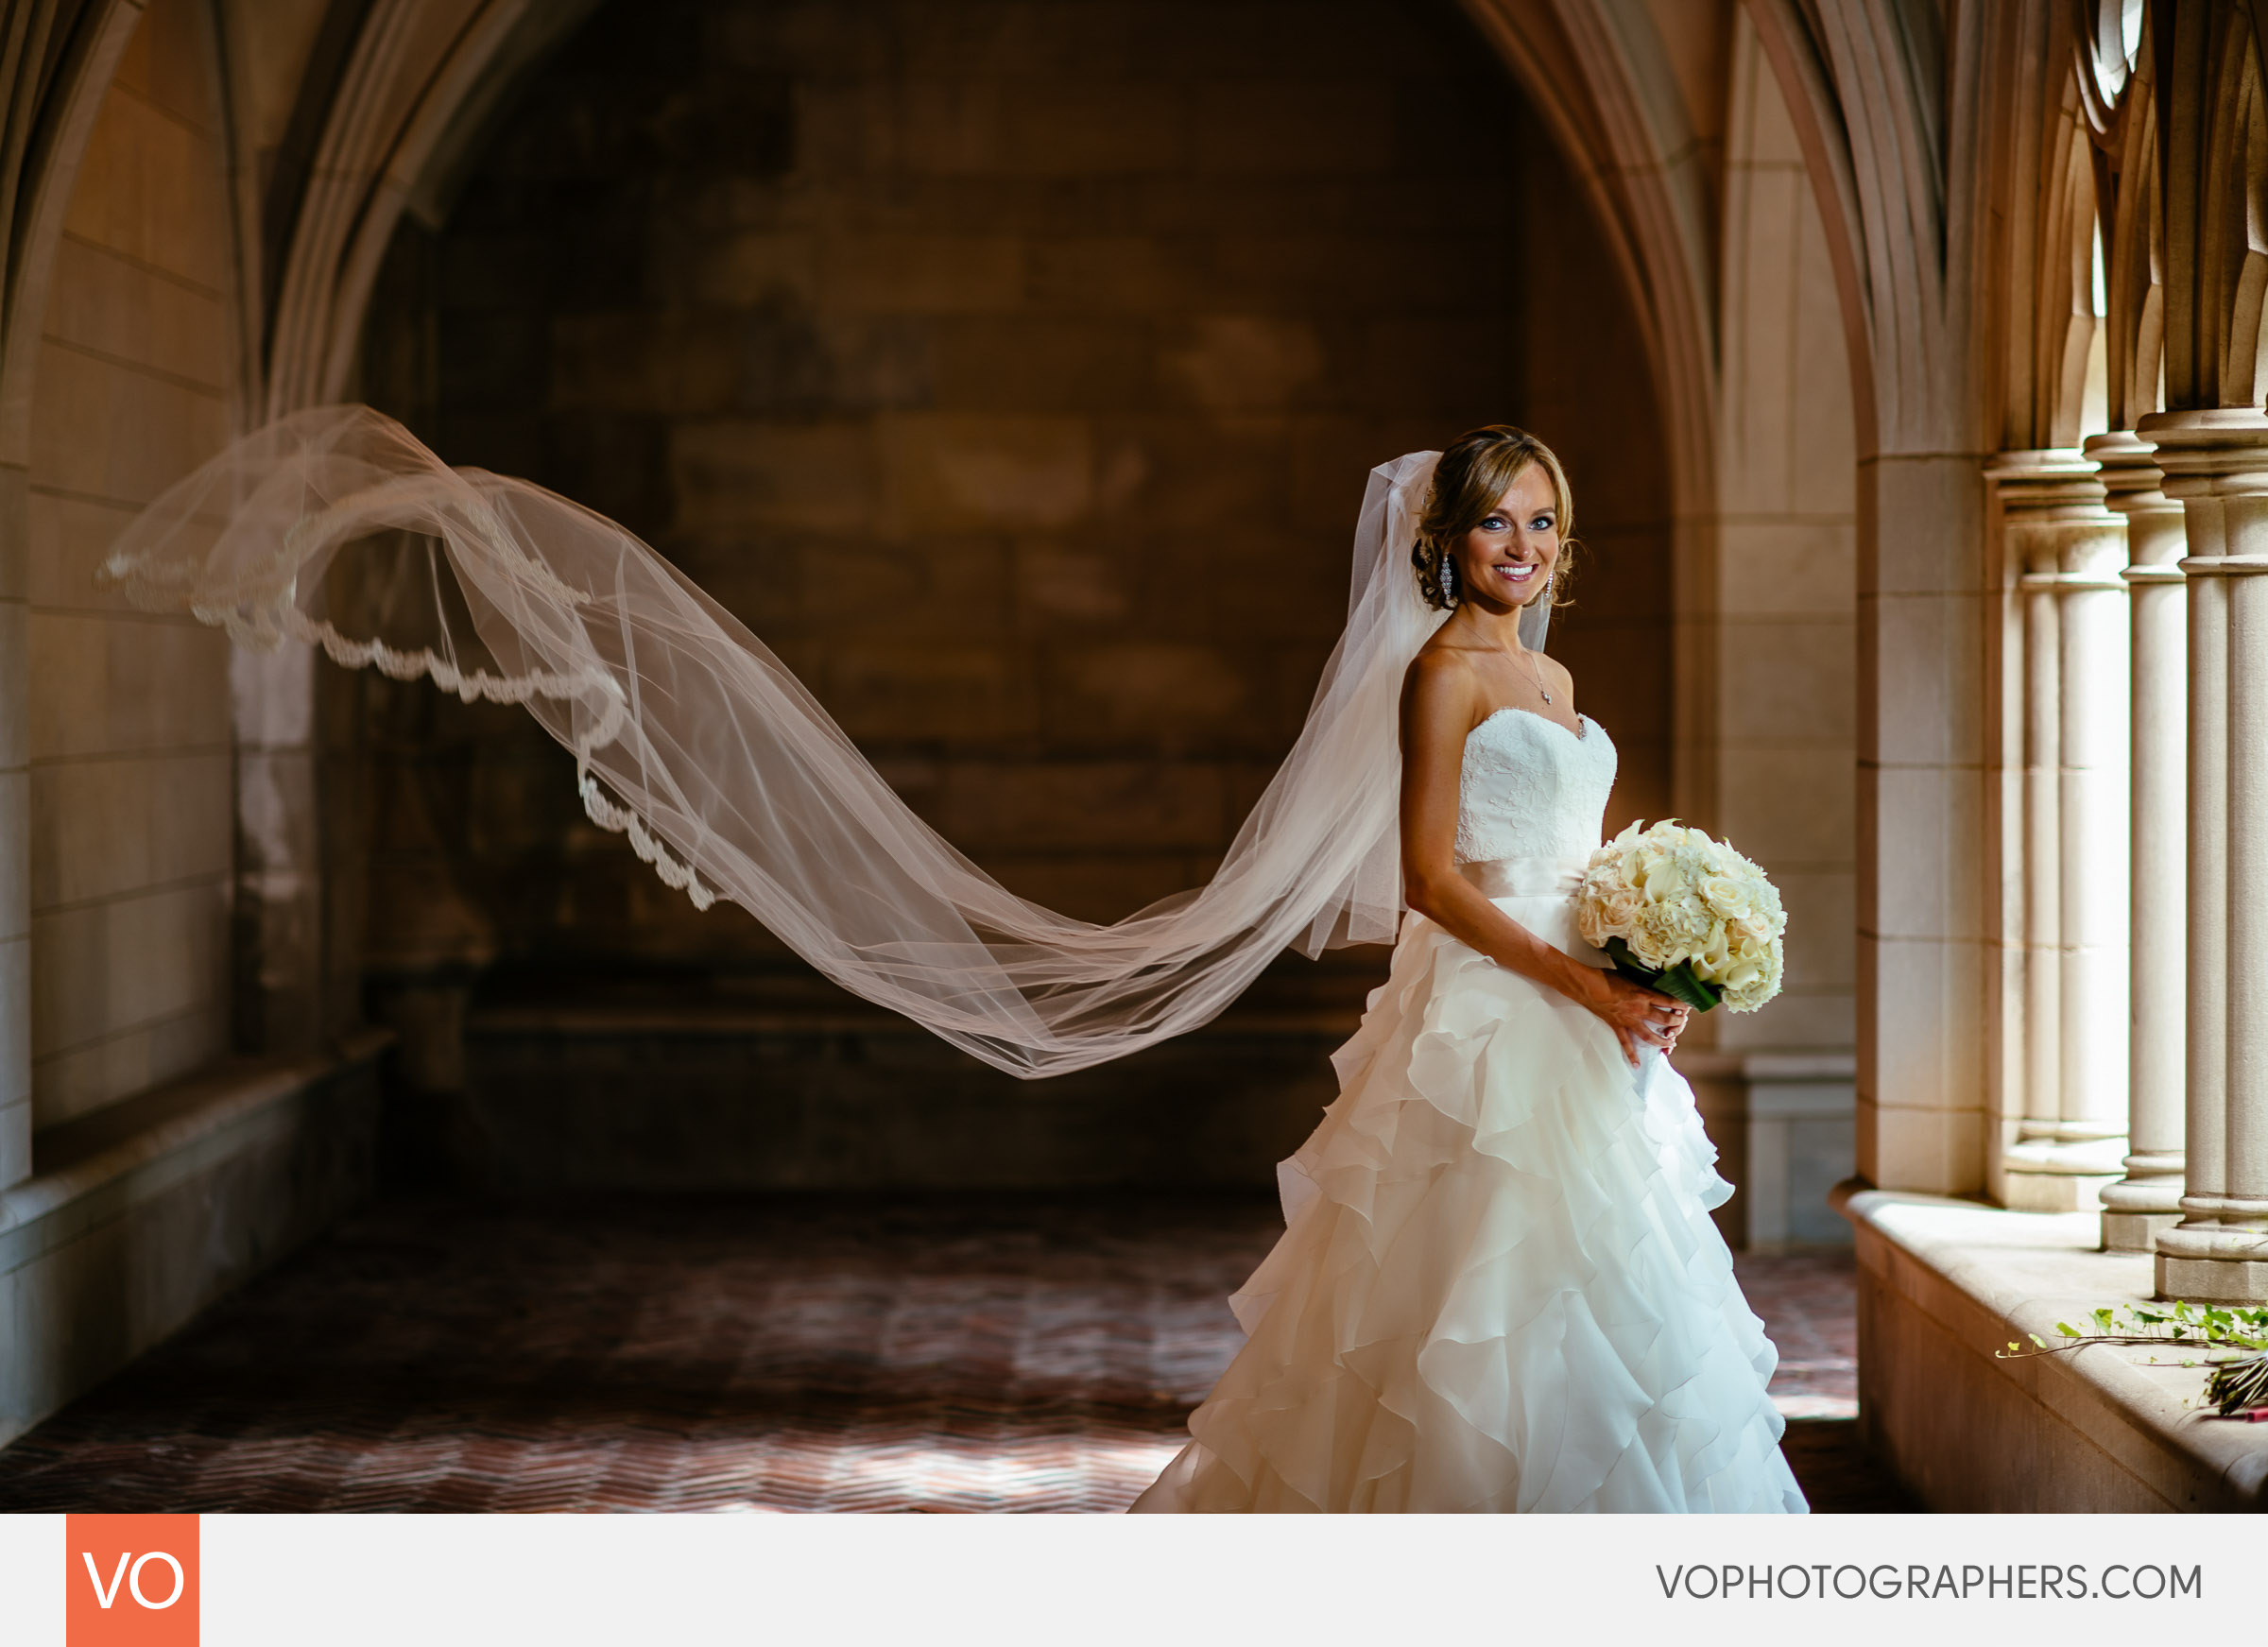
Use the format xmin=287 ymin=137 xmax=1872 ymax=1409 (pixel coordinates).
xmin=1412 ymin=424 xmax=1577 ymax=612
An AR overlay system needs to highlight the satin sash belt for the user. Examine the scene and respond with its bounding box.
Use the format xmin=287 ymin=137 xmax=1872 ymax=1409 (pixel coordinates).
xmin=1452 ymin=853 xmax=1606 ymax=966
xmin=1456 ymin=853 xmax=1589 ymax=900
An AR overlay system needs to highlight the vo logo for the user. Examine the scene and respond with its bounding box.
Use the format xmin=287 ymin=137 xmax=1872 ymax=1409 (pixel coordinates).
xmin=65 ymin=1516 xmax=198 ymax=1645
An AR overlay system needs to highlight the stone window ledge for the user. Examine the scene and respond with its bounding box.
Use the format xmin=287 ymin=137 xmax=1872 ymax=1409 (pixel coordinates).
xmin=1 ymin=1033 xmax=387 ymax=1450
xmin=1 ymin=1030 xmax=389 ymax=1277
xmin=1836 ymin=1180 xmax=2268 ymax=1511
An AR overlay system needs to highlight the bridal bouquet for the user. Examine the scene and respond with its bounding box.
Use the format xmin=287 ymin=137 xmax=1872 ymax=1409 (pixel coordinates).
xmin=1574 ymin=821 xmax=1784 ymax=1013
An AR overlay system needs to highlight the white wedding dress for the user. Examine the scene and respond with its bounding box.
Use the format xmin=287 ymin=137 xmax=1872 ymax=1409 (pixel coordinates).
xmin=1132 ymin=708 xmax=1810 ymax=1513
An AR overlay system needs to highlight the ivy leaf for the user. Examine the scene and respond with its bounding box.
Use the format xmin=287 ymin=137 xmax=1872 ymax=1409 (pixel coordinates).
xmin=2029 ymin=1332 xmax=2047 ymax=1348
xmin=2056 ymin=1322 xmax=2081 ymax=1338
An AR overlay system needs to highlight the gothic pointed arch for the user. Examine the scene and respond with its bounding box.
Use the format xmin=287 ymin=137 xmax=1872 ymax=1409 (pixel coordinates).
xmin=256 ymin=0 xmax=600 ymax=417
xmin=0 ymin=0 xmax=146 ymax=457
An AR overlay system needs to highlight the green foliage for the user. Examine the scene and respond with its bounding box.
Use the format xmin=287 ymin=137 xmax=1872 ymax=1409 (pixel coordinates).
xmin=1992 ymin=1301 xmax=2268 ymax=1418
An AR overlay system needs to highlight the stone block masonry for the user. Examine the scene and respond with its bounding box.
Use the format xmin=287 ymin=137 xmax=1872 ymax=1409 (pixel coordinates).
xmin=355 ymin=0 xmax=1677 ymax=979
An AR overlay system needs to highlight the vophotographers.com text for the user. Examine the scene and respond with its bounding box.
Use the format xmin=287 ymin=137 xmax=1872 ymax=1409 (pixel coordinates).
xmin=1656 ymin=1564 xmax=2201 ymax=1601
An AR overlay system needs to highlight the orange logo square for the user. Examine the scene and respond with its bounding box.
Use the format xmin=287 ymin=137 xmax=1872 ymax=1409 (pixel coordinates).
xmin=65 ymin=1516 xmax=198 ymax=1646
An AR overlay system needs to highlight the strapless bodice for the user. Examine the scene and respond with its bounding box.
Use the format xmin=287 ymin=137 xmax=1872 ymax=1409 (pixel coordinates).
xmin=1453 ymin=708 xmax=1616 ymax=867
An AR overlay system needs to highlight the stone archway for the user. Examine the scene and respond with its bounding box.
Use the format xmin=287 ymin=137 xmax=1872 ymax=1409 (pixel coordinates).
xmin=338 ymin=0 xmax=1685 ymax=1190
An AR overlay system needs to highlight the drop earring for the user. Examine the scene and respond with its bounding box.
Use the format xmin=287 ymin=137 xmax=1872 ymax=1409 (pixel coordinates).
xmin=1438 ymin=557 xmax=1455 ymax=605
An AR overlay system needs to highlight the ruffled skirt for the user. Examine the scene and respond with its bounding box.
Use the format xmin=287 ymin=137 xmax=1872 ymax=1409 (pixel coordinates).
xmin=1131 ymin=877 xmax=1808 ymax=1514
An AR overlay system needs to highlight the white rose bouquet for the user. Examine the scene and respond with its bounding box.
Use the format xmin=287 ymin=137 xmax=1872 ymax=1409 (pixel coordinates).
xmin=1573 ymin=820 xmax=1785 ymax=1013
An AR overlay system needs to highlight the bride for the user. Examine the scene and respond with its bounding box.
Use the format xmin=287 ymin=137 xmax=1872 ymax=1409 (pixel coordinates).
xmin=102 ymin=412 xmax=1804 ymax=1515
xmin=1132 ymin=426 xmax=1805 ymax=1512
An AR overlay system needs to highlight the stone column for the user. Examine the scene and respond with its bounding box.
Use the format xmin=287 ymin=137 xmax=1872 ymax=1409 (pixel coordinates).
xmin=2058 ymin=496 xmax=2134 ymax=1167
xmin=231 ymin=647 xmax=328 ymax=1055
xmin=2147 ymin=409 xmax=2268 ymax=1303
xmin=1990 ymin=452 xmax=2130 ymax=1210
xmin=2225 ymin=553 xmax=2268 ymax=1261
xmin=2091 ymin=431 xmax=2187 ymax=1250
xmin=2021 ymin=521 xmax=2062 ymax=1164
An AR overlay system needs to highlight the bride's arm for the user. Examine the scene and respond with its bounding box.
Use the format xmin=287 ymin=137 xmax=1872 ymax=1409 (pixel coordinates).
xmin=1398 ymin=654 xmax=1680 ymax=1066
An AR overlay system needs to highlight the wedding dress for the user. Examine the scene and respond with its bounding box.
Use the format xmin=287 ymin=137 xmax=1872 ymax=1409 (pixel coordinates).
xmin=1131 ymin=709 xmax=1810 ymax=1513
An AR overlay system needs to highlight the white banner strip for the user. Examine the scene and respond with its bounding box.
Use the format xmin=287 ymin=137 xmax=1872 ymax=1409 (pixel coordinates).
xmin=0 ymin=1510 xmax=2242 ymax=1646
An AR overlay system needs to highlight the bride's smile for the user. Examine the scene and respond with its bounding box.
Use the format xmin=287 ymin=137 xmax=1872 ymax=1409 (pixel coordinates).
xmin=1448 ymin=462 xmax=1561 ymax=612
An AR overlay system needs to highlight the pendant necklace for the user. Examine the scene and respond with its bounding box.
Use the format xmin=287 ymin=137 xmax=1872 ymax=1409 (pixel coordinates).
xmin=1516 ymin=644 xmax=1552 ymax=705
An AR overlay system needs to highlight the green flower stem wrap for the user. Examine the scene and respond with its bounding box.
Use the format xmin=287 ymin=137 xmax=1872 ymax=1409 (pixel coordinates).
xmin=1602 ymin=937 xmax=1724 ymax=1013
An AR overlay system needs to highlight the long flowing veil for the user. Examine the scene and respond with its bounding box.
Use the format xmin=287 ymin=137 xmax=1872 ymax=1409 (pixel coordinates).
xmin=100 ymin=405 xmax=1546 ymax=1078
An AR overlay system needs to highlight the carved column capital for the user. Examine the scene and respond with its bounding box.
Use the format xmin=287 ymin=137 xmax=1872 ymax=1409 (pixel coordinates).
xmin=2087 ymin=430 xmax=2184 ymax=546
xmin=2137 ymin=409 xmax=2268 ymax=513
xmin=1986 ymin=448 xmax=2125 ymax=579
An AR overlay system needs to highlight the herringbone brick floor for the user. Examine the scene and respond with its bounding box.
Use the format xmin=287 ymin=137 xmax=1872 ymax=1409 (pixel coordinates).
xmin=0 ymin=1194 xmax=1902 ymax=1512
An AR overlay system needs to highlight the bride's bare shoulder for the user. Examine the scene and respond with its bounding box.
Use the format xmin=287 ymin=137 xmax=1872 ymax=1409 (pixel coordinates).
xmin=1403 ymin=633 xmax=1469 ymax=686
xmin=1400 ymin=639 xmax=1481 ymax=727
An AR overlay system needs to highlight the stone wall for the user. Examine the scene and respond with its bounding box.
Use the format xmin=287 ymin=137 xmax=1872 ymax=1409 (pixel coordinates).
xmin=26 ymin=0 xmax=237 ymax=1128
xmin=1712 ymin=23 xmax=1857 ymax=1058
xmin=1671 ymin=17 xmax=1859 ymax=1249
xmin=357 ymin=0 xmax=1675 ymax=978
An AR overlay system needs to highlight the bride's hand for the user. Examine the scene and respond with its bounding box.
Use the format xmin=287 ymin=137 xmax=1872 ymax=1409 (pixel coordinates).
xmin=1572 ymin=969 xmax=1689 ymax=1067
